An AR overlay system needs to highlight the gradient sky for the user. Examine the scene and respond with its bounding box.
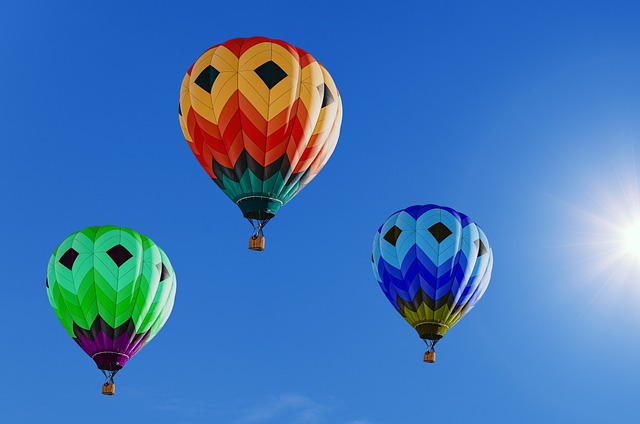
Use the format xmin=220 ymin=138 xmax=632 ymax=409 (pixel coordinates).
xmin=2 ymin=1 xmax=640 ymax=423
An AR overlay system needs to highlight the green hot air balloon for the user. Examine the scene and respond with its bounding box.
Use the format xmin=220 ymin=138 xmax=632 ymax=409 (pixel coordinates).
xmin=46 ymin=226 xmax=176 ymax=395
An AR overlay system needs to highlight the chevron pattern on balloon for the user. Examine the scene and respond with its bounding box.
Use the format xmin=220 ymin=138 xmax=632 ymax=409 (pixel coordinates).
xmin=46 ymin=226 xmax=177 ymax=371
xmin=178 ymin=37 xmax=342 ymax=218
xmin=372 ymin=205 xmax=493 ymax=339
xmin=208 ymin=147 xmax=310 ymax=187
xmin=72 ymin=316 xmax=150 ymax=370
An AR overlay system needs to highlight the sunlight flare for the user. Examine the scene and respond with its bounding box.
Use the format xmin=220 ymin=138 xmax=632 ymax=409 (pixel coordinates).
xmin=623 ymin=221 xmax=640 ymax=258
xmin=566 ymin=151 xmax=640 ymax=302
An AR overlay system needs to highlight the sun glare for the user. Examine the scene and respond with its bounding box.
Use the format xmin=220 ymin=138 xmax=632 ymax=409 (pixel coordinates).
xmin=624 ymin=222 xmax=640 ymax=258
xmin=557 ymin=147 xmax=640 ymax=313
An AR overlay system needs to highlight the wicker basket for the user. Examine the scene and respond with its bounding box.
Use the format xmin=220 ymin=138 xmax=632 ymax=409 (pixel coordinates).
xmin=423 ymin=351 xmax=436 ymax=363
xmin=102 ymin=383 xmax=115 ymax=396
xmin=249 ymin=236 xmax=265 ymax=251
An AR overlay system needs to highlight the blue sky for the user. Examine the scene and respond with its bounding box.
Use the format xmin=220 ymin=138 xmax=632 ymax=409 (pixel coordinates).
xmin=2 ymin=1 xmax=640 ymax=422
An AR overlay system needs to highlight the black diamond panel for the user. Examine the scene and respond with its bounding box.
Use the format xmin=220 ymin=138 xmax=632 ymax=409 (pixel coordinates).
xmin=178 ymin=102 xmax=182 ymax=116
xmin=157 ymin=262 xmax=171 ymax=282
xmin=194 ymin=65 xmax=220 ymax=93
xmin=384 ymin=225 xmax=403 ymax=246
xmin=45 ymin=278 xmax=49 ymax=288
xmin=428 ymin=222 xmax=452 ymax=243
xmin=59 ymin=248 xmax=79 ymax=270
xmin=254 ymin=60 xmax=287 ymax=89
xmin=475 ymin=239 xmax=488 ymax=256
xmin=317 ymin=83 xmax=335 ymax=108
xmin=106 ymin=244 xmax=133 ymax=267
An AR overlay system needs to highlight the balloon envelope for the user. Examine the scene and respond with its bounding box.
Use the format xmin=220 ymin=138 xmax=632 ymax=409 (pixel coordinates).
xmin=178 ymin=36 xmax=342 ymax=224
xmin=372 ymin=205 xmax=492 ymax=341
xmin=46 ymin=226 xmax=176 ymax=371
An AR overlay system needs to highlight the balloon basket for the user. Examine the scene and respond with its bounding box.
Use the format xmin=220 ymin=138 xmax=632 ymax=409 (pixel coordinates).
xmin=102 ymin=383 xmax=115 ymax=396
xmin=249 ymin=236 xmax=265 ymax=251
xmin=423 ymin=351 xmax=436 ymax=363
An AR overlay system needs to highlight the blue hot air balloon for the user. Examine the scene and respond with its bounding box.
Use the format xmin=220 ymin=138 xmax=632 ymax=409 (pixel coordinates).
xmin=372 ymin=204 xmax=493 ymax=362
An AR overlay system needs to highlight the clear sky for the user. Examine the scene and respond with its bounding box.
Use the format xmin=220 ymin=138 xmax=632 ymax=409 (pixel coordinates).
xmin=2 ymin=1 xmax=640 ymax=423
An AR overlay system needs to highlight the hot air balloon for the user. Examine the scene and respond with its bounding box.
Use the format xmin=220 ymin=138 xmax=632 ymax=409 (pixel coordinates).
xmin=371 ymin=205 xmax=492 ymax=363
xmin=178 ymin=36 xmax=342 ymax=251
xmin=46 ymin=226 xmax=176 ymax=395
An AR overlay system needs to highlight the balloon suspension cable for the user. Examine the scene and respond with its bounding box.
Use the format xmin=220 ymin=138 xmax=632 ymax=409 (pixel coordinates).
xmin=101 ymin=369 xmax=118 ymax=386
xmin=248 ymin=218 xmax=271 ymax=238
xmin=423 ymin=338 xmax=439 ymax=354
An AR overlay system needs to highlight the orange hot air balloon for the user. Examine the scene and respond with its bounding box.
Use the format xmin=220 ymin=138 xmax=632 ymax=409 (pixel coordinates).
xmin=178 ymin=37 xmax=342 ymax=251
